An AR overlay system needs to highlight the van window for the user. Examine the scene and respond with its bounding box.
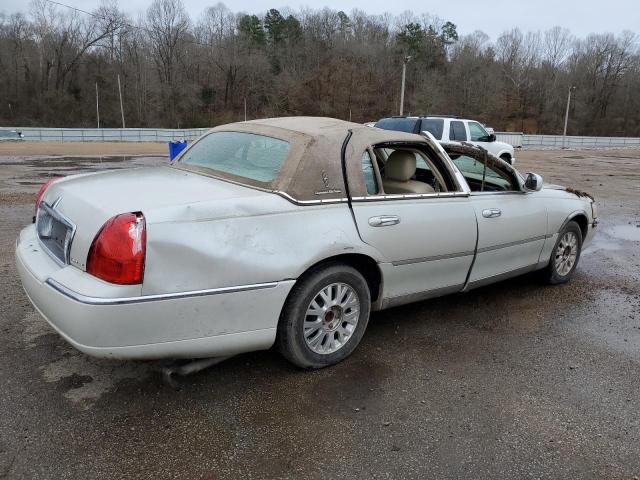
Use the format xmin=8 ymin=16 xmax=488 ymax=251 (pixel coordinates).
xmin=468 ymin=122 xmax=490 ymax=141
xmin=420 ymin=118 xmax=444 ymax=140
xmin=374 ymin=118 xmax=419 ymax=134
xmin=449 ymin=121 xmax=467 ymax=141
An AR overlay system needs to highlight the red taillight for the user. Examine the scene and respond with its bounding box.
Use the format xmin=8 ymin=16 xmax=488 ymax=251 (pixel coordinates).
xmin=35 ymin=177 xmax=62 ymax=213
xmin=86 ymin=213 xmax=146 ymax=285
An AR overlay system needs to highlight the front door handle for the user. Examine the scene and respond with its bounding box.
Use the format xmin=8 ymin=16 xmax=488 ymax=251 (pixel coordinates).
xmin=368 ymin=215 xmax=400 ymax=227
xmin=482 ymin=208 xmax=502 ymax=218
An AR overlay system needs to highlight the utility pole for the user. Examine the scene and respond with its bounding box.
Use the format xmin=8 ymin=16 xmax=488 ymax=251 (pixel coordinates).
xmin=562 ymin=86 xmax=576 ymax=149
xmin=117 ymin=74 xmax=126 ymax=129
xmin=244 ymin=97 xmax=247 ymax=122
xmin=399 ymin=55 xmax=412 ymax=115
xmin=95 ymin=82 xmax=100 ymax=128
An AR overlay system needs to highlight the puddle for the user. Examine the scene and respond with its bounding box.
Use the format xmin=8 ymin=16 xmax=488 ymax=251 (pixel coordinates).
xmin=4 ymin=155 xmax=167 ymax=189
xmin=608 ymin=224 xmax=640 ymax=242
xmin=41 ymin=354 xmax=150 ymax=408
xmin=23 ymin=155 xmax=163 ymax=168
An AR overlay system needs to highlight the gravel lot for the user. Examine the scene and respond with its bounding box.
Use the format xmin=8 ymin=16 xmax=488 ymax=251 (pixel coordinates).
xmin=0 ymin=145 xmax=639 ymax=479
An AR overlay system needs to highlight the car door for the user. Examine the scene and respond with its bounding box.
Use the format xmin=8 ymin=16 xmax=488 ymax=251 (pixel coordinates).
xmin=450 ymin=150 xmax=548 ymax=288
xmin=350 ymin=146 xmax=477 ymax=305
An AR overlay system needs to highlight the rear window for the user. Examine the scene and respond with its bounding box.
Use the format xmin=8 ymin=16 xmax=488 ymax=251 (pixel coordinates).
xmin=374 ymin=118 xmax=419 ymax=134
xmin=179 ymin=131 xmax=290 ymax=183
xmin=420 ymin=119 xmax=444 ymax=140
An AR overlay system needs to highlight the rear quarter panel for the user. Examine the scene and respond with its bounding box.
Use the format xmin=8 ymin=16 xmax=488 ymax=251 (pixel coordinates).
xmin=141 ymin=197 xmax=382 ymax=296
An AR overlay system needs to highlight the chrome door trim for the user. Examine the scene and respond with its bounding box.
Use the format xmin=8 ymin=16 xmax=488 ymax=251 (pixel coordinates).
xmin=46 ymin=278 xmax=279 ymax=306
xmin=392 ymin=250 xmax=475 ymax=266
xmin=351 ymin=191 xmax=470 ymax=202
xmin=476 ymin=234 xmax=551 ymax=254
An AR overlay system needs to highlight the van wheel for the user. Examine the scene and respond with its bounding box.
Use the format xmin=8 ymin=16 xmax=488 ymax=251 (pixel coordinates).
xmin=277 ymin=263 xmax=371 ymax=369
xmin=500 ymin=153 xmax=512 ymax=165
xmin=544 ymin=221 xmax=583 ymax=284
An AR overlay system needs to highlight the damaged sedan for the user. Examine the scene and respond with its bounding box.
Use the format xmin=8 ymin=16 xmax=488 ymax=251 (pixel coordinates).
xmin=16 ymin=117 xmax=598 ymax=369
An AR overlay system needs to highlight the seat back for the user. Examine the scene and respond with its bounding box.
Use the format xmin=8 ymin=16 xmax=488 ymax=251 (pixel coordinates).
xmin=383 ymin=150 xmax=435 ymax=194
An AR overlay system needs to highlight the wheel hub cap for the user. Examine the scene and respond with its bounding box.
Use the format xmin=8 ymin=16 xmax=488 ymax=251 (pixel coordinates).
xmin=554 ymin=231 xmax=578 ymax=276
xmin=303 ymin=283 xmax=360 ymax=355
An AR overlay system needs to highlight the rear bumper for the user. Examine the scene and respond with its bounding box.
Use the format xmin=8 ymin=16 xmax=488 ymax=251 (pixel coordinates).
xmin=16 ymin=225 xmax=295 ymax=359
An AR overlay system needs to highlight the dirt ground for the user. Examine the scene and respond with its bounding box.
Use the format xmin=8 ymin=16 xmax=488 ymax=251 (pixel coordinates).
xmin=0 ymin=141 xmax=167 ymax=156
xmin=0 ymin=146 xmax=639 ymax=479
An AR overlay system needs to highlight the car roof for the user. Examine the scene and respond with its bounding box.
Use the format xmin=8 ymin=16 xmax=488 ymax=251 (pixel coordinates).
xmin=378 ymin=115 xmax=479 ymax=122
xmin=184 ymin=116 xmax=428 ymax=202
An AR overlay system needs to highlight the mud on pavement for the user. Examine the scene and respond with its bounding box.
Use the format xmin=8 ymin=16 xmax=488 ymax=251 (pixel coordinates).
xmin=0 ymin=149 xmax=639 ymax=479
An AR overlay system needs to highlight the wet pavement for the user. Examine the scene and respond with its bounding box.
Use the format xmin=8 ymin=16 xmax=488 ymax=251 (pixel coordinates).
xmin=0 ymin=149 xmax=639 ymax=479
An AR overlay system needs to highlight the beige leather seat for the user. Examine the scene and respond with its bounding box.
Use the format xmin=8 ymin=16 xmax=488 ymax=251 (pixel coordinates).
xmin=382 ymin=150 xmax=435 ymax=194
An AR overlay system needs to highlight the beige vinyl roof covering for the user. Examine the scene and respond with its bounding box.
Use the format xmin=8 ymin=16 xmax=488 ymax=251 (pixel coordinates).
xmin=179 ymin=116 xmax=427 ymax=202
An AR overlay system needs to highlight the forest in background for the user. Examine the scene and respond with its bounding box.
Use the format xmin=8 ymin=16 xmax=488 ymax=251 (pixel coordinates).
xmin=0 ymin=0 xmax=639 ymax=135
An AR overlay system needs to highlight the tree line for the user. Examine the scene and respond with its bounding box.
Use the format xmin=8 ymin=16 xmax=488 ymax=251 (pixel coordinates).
xmin=0 ymin=0 xmax=638 ymax=136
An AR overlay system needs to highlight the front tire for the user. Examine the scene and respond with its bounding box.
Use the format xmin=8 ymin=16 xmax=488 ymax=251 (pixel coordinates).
xmin=276 ymin=263 xmax=371 ymax=369
xmin=544 ymin=221 xmax=583 ymax=284
xmin=500 ymin=153 xmax=513 ymax=165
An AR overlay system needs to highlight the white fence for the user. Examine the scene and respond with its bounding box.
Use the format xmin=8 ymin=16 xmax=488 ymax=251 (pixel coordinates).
xmin=5 ymin=127 xmax=640 ymax=149
xmin=495 ymin=132 xmax=640 ymax=149
xmin=11 ymin=127 xmax=209 ymax=142
xmin=495 ymin=132 xmax=523 ymax=148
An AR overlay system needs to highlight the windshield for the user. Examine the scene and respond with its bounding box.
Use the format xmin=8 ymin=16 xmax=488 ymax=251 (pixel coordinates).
xmin=179 ymin=131 xmax=290 ymax=183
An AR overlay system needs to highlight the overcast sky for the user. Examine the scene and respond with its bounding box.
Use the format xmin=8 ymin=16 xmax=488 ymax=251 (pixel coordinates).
xmin=2 ymin=0 xmax=638 ymax=40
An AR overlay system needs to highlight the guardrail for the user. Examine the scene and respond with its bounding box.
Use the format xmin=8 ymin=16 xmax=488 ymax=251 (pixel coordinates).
xmin=4 ymin=127 xmax=640 ymax=149
xmin=7 ymin=127 xmax=210 ymax=142
xmin=495 ymin=132 xmax=640 ymax=148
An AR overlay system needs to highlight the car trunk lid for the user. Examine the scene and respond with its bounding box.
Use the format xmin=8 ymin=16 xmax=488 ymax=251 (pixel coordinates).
xmin=38 ymin=166 xmax=271 ymax=270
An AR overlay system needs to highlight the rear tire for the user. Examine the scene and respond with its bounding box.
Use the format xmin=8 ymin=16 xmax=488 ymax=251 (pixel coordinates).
xmin=276 ymin=263 xmax=371 ymax=369
xmin=544 ymin=220 xmax=583 ymax=284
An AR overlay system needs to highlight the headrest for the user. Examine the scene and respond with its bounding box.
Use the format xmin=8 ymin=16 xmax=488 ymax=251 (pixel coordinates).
xmin=385 ymin=150 xmax=417 ymax=182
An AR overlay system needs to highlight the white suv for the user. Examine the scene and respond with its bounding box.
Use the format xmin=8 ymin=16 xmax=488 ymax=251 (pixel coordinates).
xmin=374 ymin=116 xmax=516 ymax=165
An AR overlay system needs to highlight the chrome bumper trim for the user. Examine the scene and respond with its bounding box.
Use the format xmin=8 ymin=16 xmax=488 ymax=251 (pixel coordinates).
xmin=45 ymin=278 xmax=279 ymax=306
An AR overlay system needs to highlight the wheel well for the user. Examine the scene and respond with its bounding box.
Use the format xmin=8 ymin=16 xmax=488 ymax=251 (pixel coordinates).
xmin=499 ymin=153 xmax=512 ymax=163
xmin=300 ymin=254 xmax=382 ymax=303
xmin=570 ymin=214 xmax=589 ymax=239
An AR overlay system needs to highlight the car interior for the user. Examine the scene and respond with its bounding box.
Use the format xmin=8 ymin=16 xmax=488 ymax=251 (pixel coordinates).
xmin=372 ymin=146 xmax=450 ymax=194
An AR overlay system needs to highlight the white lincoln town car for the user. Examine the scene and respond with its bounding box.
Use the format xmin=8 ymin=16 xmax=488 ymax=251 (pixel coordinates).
xmin=16 ymin=117 xmax=597 ymax=368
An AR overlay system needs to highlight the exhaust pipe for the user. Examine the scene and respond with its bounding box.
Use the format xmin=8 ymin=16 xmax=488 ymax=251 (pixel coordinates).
xmin=161 ymin=356 xmax=233 ymax=389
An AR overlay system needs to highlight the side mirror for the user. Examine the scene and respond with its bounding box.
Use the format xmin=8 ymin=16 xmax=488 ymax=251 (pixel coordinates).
xmin=524 ymin=172 xmax=543 ymax=192
xmin=487 ymin=133 xmax=496 ymax=142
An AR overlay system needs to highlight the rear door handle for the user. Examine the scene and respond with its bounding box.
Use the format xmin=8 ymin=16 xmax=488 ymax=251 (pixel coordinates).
xmin=368 ymin=215 xmax=400 ymax=227
xmin=482 ymin=208 xmax=502 ymax=218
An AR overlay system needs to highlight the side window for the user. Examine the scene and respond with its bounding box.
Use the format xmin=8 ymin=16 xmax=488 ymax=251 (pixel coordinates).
xmin=449 ymin=121 xmax=467 ymax=141
xmin=450 ymin=154 xmax=517 ymax=192
xmin=377 ymin=147 xmax=450 ymax=193
xmin=361 ymin=151 xmax=379 ymax=195
xmin=420 ymin=119 xmax=444 ymax=140
xmin=468 ymin=122 xmax=489 ymax=141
